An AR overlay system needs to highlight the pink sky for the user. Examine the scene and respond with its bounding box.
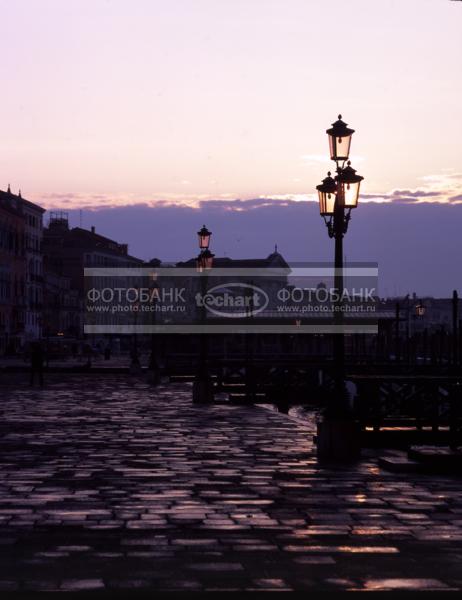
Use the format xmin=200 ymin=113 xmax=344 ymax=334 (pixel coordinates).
xmin=0 ymin=0 xmax=461 ymax=208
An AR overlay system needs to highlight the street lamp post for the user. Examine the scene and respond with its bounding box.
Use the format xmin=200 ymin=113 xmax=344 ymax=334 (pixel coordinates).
xmin=452 ymin=290 xmax=458 ymax=368
xmin=412 ymin=299 xmax=426 ymax=365
xmin=315 ymin=115 xmax=364 ymax=461
xmin=245 ymin=281 xmax=255 ymax=402
xmin=148 ymin=273 xmax=160 ymax=384
xmin=192 ymin=225 xmax=215 ymax=403
xmin=130 ymin=286 xmax=141 ymax=372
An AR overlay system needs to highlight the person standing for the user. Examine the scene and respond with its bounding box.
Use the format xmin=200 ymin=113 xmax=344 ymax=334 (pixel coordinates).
xmin=30 ymin=341 xmax=44 ymax=387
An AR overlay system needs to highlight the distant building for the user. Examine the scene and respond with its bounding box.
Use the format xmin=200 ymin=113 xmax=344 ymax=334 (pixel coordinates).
xmin=175 ymin=249 xmax=291 ymax=316
xmin=383 ymin=293 xmax=460 ymax=334
xmin=0 ymin=187 xmax=45 ymax=351
xmin=43 ymin=213 xmax=143 ymax=289
xmin=42 ymin=270 xmax=81 ymax=339
xmin=157 ymin=250 xmax=292 ymax=357
xmin=0 ymin=188 xmax=26 ymax=353
xmin=21 ymin=192 xmax=46 ymax=342
xmin=42 ymin=212 xmax=144 ymax=338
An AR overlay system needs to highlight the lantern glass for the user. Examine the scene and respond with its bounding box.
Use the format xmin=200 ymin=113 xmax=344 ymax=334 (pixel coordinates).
xmin=318 ymin=190 xmax=336 ymax=216
xmin=317 ymin=172 xmax=337 ymax=216
xmin=337 ymin=162 xmax=363 ymax=208
xmin=340 ymin=180 xmax=361 ymax=208
xmin=328 ymin=133 xmax=352 ymax=162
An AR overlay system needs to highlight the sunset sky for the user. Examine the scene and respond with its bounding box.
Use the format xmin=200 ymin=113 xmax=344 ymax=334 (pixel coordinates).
xmin=1 ymin=0 xmax=460 ymax=206
xmin=0 ymin=0 xmax=461 ymax=294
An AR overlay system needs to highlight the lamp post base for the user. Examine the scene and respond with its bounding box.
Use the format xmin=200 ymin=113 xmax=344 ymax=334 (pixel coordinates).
xmin=129 ymin=360 xmax=141 ymax=375
xmin=316 ymin=418 xmax=361 ymax=461
xmin=192 ymin=376 xmax=214 ymax=404
xmin=147 ymin=368 xmax=160 ymax=385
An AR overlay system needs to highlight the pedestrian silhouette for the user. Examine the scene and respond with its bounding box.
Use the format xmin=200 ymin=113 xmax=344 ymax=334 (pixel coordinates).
xmin=83 ymin=343 xmax=92 ymax=368
xmin=30 ymin=341 xmax=44 ymax=387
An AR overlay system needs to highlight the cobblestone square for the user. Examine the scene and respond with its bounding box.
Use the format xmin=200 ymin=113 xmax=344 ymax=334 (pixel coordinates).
xmin=0 ymin=375 xmax=461 ymax=592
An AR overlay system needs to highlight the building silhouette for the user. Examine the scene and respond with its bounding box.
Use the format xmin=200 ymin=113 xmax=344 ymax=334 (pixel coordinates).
xmin=21 ymin=191 xmax=46 ymax=342
xmin=0 ymin=187 xmax=44 ymax=353
xmin=42 ymin=212 xmax=144 ymax=339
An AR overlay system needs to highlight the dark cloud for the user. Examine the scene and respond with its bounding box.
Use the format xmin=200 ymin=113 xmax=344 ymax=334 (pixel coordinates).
xmin=359 ymin=193 xmax=390 ymax=200
xmin=198 ymin=198 xmax=295 ymax=211
xmin=391 ymin=189 xmax=441 ymax=198
xmin=55 ymin=199 xmax=462 ymax=298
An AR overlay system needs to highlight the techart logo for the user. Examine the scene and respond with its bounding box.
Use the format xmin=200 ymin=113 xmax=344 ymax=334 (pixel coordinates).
xmin=195 ymin=283 xmax=269 ymax=318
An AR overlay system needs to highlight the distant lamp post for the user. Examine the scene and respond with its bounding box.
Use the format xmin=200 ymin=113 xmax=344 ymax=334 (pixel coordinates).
xmin=196 ymin=248 xmax=214 ymax=272
xmin=315 ymin=114 xmax=364 ymax=461
xmin=149 ymin=272 xmax=160 ymax=384
xmin=415 ymin=301 xmax=426 ymax=318
xmin=130 ymin=286 xmax=141 ymax=371
xmin=193 ymin=225 xmax=215 ymax=403
xmin=197 ymin=225 xmax=212 ymax=250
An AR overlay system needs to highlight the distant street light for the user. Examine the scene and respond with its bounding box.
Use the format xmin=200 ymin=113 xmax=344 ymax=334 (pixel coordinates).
xmin=197 ymin=225 xmax=212 ymax=250
xmin=130 ymin=286 xmax=141 ymax=371
xmin=149 ymin=272 xmax=160 ymax=384
xmin=193 ymin=225 xmax=215 ymax=403
xmin=415 ymin=300 xmax=426 ymax=318
xmin=315 ymin=115 xmax=364 ymax=461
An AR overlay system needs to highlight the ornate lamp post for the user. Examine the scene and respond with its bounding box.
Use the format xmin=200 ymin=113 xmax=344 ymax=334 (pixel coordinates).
xmin=192 ymin=225 xmax=215 ymax=403
xmin=130 ymin=286 xmax=141 ymax=371
xmin=148 ymin=272 xmax=160 ymax=384
xmin=315 ymin=115 xmax=364 ymax=460
xmin=452 ymin=290 xmax=458 ymax=368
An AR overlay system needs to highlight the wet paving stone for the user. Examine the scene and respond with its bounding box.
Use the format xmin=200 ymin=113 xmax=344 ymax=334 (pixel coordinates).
xmin=362 ymin=578 xmax=451 ymax=591
xmin=0 ymin=375 xmax=462 ymax=591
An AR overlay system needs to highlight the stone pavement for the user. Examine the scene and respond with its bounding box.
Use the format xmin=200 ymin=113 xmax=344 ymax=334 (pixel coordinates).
xmin=0 ymin=375 xmax=462 ymax=592
xmin=0 ymin=352 xmax=144 ymax=370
